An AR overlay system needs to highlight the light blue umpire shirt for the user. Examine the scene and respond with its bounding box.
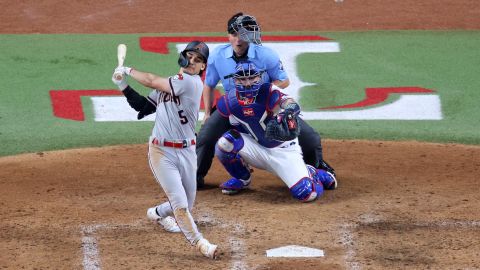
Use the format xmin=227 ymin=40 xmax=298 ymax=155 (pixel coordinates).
xmin=205 ymin=43 xmax=289 ymax=93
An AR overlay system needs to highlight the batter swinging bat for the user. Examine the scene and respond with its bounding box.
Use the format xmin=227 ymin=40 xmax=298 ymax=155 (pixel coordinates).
xmin=114 ymin=44 xmax=127 ymax=80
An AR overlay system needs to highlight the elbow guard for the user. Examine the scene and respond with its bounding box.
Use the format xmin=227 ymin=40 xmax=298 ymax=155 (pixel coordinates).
xmin=122 ymin=85 xmax=147 ymax=111
xmin=122 ymin=86 xmax=156 ymax=119
xmin=137 ymin=101 xmax=156 ymax=120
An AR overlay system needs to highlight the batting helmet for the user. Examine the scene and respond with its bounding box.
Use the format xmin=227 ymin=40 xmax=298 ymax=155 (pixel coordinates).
xmin=234 ymin=61 xmax=264 ymax=100
xmin=178 ymin=40 xmax=209 ymax=68
xmin=228 ymin=13 xmax=262 ymax=44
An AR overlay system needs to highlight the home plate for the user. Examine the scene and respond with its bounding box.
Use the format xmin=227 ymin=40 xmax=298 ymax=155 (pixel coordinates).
xmin=266 ymin=245 xmax=325 ymax=258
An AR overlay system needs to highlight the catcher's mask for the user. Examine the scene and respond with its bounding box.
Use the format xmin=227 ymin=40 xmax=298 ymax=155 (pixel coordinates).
xmin=178 ymin=41 xmax=209 ymax=71
xmin=234 ymin=61 xmax=264 ymax=100
xmin=228 ymin=14 xmax=262 ymax=45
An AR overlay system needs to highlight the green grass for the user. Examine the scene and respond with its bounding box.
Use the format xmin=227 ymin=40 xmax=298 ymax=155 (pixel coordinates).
xmin=0 ymin=31 xmax=479 ymax=157
xmin=298 ymin=31 xmax=480 ymax=144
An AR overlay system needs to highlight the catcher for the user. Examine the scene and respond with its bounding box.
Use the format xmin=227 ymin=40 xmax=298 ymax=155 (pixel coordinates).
xmin=214 ymin=61 xmax=337 ymax=202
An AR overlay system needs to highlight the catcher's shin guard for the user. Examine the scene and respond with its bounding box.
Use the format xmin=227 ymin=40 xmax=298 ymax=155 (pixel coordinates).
xmin=215 ymin=130 xmax=251 ymax=181
xmin=307 ymin=165 xmax=337 ymax=190
xmin=290 ymin=177 xmax=324 ymax=202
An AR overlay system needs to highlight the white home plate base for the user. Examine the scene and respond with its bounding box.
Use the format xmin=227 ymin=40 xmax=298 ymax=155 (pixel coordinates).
xmin=266 ymin=245 xmax=324 ymax=258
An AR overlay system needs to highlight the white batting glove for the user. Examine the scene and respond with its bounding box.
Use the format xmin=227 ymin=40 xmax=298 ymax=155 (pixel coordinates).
xmin=118 ymin=66 xmax=133 ymax=76
xmin=111 ymin=66 xmax=132 ymax=90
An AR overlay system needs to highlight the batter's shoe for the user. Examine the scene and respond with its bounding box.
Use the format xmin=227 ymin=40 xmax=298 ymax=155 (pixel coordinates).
xmin=220 ymin=177 xmax=250 ymax=195
xmin=146 ymin=207 xmax=181 ymax=233
xmin=196 ymin=238 xmax=218 ymax=259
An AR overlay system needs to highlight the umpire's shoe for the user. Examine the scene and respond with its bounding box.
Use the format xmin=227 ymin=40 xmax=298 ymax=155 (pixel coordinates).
xmin=318 ymin=160 xmax=336 ymax=177
xmin=220 ymin=177 xmax=250 ymax=195
xmin=147 ymin=207 xmax=181 ymax=233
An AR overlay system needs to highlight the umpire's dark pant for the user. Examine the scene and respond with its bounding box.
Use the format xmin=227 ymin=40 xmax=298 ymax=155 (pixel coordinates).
xmin=195 ymin=109 xmax=326 ymax=188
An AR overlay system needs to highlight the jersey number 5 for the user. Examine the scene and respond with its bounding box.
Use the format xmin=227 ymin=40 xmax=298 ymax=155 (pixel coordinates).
xmin=178 ymin=110 xmax=188 ymax=124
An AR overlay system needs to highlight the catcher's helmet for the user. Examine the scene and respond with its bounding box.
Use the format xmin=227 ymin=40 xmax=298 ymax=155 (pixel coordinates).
xmin=228 ymin=13 xmax=262 ymax=44
xmin=234 ymin=61 xmax=264 ymax=100
xmin=178 ymin=40 xmax=209 ymax=68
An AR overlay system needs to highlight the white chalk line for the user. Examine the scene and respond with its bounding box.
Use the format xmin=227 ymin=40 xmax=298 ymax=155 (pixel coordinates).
xmin=337 ymin=214 xmax=480 ymax=270
xmin=338 ymin=223 xmax=361 ymax=270
xmin=80 ymin=221 xmax=144 ymax=270
xmin=80 ymin=215 xmax=250 ymax=270
xmin=197 ymin=210 xmax=250 ymax=270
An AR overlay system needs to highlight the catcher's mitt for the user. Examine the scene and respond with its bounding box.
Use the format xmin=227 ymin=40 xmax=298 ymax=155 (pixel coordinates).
xmin=265 ymin=104 xmax=300 ymax=141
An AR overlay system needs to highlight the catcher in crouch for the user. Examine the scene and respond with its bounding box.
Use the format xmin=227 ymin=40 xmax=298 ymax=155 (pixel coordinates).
xmin=215 ymin=61 xmax=337 ymax=202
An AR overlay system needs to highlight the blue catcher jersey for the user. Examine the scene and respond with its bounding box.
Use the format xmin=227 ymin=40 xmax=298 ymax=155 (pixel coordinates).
xmin=217 ymin=83 xmax=286 ymax=148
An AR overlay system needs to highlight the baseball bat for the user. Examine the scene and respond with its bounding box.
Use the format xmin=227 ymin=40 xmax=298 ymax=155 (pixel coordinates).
xmin=114 ymin=44 xmax=127 ymax=80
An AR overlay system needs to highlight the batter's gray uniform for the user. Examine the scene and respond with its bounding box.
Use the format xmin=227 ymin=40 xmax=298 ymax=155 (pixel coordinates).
xmin=112 ymin=40 xmax=217 ymax=259
xmin=147 ymin=73 xmax=204 ymax=244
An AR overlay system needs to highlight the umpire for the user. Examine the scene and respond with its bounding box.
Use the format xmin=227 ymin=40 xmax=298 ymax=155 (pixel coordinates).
xmin=196 ymin=12 xmax=335 ymax=188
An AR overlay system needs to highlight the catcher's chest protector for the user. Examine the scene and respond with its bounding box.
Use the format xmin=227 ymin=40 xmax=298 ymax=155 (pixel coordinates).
xmin=221 ymin=84 xmax=283 ymax=148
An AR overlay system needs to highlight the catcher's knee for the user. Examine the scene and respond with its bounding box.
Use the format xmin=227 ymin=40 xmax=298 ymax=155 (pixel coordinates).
xmin=215 ymin=130 xmax=250 ymax=180
xmin=289 ymin=177 xmax=324 ymax=202
xmin=216 ymin=129 xmax=244 ymax=154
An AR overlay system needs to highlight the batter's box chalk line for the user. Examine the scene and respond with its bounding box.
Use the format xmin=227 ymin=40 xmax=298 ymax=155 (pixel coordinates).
xmin=337 ymin=213 xmax=480 ymax=270
xmin=79 ymin=220 xmax=150 ymax=270
xmin=197 ymin=209 xmax=250 ymax=270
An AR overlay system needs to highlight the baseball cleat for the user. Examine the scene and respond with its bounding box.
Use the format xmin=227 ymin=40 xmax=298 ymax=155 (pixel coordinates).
xmin=317 ymin=169 xmax=338 ymax=190
xmin=317 ymin=160 xmax=336 ymax=178
xmin=220 ymin=178 xmax=250 ymax=195
xmin=307 ymin=165 xmax=337 ymax=190
xmin=196 ymin=238 xmax=218 ymax=259
xmin=146 ymin=207 xmax=181 ymax=233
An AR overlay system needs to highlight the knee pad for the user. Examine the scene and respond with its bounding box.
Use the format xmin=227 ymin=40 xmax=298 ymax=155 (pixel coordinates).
xmin=217 ymin=129 xmax=244 ymax=154
xmin=290 ymin=177 xmax=324 ymax=202
xmin=215 ymin=130 xmax=250 ymax=180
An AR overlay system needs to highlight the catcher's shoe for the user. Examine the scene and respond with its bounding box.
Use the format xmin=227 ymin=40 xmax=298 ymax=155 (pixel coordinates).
xmin=220 ymin=178 xmax=250 ymax=195
xmin=196 ymin=238 xmax=218 ymax=259
xmin=316 ymin=169 xmax=337 ymax=190
xmin=307 ymin=165 xmax=337 ymax=190
xmin=146 ymin=207 xmax=181 ymax=233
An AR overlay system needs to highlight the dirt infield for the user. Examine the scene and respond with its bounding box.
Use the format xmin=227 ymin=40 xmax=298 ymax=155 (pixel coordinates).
xmin=1 ymin=1 xmax=480 ymax=269
xmin=2 ymin=0 xmax=480 ymax=33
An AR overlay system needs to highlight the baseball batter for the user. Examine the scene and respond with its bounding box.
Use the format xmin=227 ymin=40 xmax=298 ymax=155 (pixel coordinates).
xmin=215 ymin=61 xmax=337 ymax=202
xmin=111 ymin=41 xmax=217 ymax=259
